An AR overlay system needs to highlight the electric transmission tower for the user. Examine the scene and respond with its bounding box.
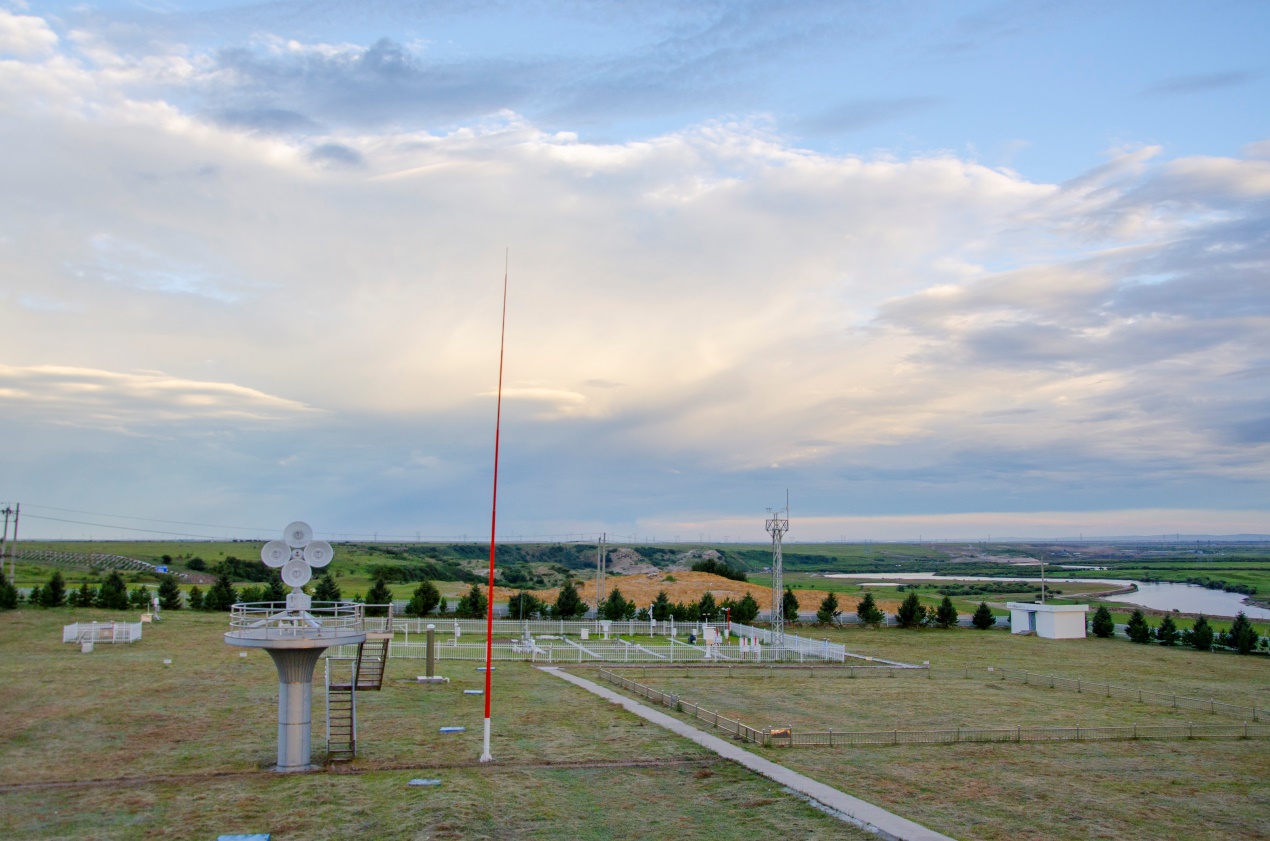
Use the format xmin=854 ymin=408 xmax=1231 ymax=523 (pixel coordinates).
xmin=765 ymin=495 xmax=789 ymax=646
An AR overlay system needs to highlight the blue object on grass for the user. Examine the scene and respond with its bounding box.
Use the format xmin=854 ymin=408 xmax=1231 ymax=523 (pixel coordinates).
xmin=439 ymin=726 xmax=466 ymax=733
xmin=408 ymin=779 xmax=442 ymax=787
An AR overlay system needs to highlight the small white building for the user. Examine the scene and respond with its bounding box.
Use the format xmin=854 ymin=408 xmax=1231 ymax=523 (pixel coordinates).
xmin=1007 ymin=602 xmax=1089 ymax=639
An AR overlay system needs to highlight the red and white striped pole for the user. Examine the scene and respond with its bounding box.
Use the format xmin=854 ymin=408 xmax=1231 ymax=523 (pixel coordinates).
xmin=481 ymin=252 xmax=509 ymax=763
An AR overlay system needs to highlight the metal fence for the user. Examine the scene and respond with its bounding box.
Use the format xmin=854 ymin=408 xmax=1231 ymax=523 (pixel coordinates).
xmin=599 ymin=668 xmax=766 ymax=743
xmin=597 ymin=668 xmax=1269 ymax=748
xmin=771 ymin=722 xmax=1270 ymax=747
xmin=989 ymin=667 xmax=1267 ymax=722
xmin=328 ymin=638 xmax=851 ymax=664
xmin=62 ymin=621 xmax=143 ymax=644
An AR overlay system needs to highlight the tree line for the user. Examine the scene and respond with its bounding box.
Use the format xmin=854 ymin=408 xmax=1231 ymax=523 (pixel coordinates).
xmin=1096 ymin=605 xmax=1265 ymax=654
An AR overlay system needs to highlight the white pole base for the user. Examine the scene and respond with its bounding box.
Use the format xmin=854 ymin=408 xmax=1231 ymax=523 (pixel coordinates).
xmin=479 ymin=717 xmax=493 ymax=763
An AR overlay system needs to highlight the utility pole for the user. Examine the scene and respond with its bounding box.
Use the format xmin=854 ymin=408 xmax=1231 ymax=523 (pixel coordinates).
xmin=595 ymin=533 xmax=606 ymax=609
xmin=0 ymin=504 xmax=12 ymax=585
xmin=765 ymin=492 xmax=790 ymax=647
xmin=9 ymin=503 xmax=18 ymax=586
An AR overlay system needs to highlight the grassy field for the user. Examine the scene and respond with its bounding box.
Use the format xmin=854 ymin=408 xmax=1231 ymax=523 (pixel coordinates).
xmin=0 ymin=607 xmax=866 ymax=840
xmin=599 ymin=626 xmax=1270 ymax=841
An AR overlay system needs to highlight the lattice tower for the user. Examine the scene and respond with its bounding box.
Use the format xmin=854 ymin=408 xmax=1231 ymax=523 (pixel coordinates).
xmin=766 ymin=509 xmax=789 ymax=645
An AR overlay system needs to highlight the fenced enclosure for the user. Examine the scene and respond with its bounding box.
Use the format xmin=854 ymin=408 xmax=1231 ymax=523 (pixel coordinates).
xmin=62 ymin=621 xmax=143 ymax=644
xmin=348 ymin=616 xmax=915 ymax=666
xmin=596 ymin=668 xmax=1270 ymax=748
xmin=988 ymin=666 xmax=1267 ymax=722
xmin=328 ymin=637 xmax=851 ymax=664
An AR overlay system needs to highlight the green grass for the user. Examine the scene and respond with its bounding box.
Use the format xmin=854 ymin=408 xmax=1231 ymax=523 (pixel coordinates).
xmin=0 ymin=607 xmax=866 ymax=840
xmin=599 ymin=626 xmax=1270 ymax=841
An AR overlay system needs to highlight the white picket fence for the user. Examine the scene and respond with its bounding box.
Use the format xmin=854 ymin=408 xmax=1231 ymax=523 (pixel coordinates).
xmin=62 ymin=621 xmax=144 ymax=644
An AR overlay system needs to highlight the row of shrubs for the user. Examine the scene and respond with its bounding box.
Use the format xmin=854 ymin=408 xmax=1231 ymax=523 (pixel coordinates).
xmin=0 ymin=570 xmax=182 ymax=611
xmin=1096 ymin=604 xmax=1265 ymax=654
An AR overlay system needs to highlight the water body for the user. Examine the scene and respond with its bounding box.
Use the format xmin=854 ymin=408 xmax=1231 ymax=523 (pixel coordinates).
xmin=826 ymin=573 xmax=1270 ymax=620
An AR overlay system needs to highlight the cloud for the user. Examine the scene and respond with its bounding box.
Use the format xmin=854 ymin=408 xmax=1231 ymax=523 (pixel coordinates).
xmin=0 ymin=10 xmax=58 ymax=57
xmin=2 ymin=10 xmax=1269 ymax=536
xmin=1141 ymin=70 xmax=1259 ymax=97
xmin=796 ymin=97 xmax=942 ymax=135
xmin=0 ymin=365 xmax=317 ymax=428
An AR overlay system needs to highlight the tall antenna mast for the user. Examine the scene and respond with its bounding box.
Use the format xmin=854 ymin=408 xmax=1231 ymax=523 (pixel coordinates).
xmin=481 ymin=251 xmax=509 ymax=764
xmin=765 ymin=492 xmax=790 ymax=646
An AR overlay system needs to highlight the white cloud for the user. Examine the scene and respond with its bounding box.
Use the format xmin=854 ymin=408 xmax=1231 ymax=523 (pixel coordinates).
xmin=0 ymin=365 xmax=317 ymax=428
xmin=1 ymin=15 xmax=1268 ymax=535
xmin=0 ymin=10 xmax=57 ymax=57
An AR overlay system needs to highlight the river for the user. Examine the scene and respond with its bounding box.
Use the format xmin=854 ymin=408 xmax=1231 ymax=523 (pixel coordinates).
xmin=825 ymin=572 xmax=1270 ymax=620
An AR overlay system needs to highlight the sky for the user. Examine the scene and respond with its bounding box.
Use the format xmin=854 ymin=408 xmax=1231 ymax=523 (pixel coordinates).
xmin=1 ymin=0 xmax=1269 ymax=543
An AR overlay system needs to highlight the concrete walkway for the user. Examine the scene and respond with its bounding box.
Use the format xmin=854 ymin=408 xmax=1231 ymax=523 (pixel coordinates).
xmin=541 ymin=667 xmax=956 ymax=841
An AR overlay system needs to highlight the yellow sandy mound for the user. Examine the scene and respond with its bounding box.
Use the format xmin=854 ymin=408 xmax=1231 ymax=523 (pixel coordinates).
xmin=491 ymin=571 xmax=899 ymax=614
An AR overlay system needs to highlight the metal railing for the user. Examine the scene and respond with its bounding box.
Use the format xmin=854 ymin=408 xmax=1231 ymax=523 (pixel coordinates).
xmin=599 ymin=668 xmax=766 ymax=744
xmin=62 ymin=621 xmax=143 ymax=644
xmin=770 ymin=722 xmax=1269 ymax=747
xmin=989 ymin=667 xmax=1267 ymax=722
xmin=227 ymin=601 xmax=364 ymax=641
xmin=597 ymin=668 xmax=1269 ymax=748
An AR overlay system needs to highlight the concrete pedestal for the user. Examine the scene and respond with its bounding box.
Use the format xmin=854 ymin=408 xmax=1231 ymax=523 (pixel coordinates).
xmin=267 ymin=647 xmax=325 ymax=771
xmin=226 ymin=631 xmax=366 ymax=772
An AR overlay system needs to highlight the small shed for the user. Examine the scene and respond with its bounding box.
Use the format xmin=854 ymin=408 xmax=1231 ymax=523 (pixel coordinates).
xmin=1006 ymin=602 xmax=1089 ymax=639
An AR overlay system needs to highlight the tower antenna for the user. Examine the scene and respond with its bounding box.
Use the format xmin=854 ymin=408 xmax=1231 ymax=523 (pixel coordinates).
xmin=765 ymin=492 xmax=790 ymax=646
xmin=481 ymin=250 xmax=509 ymax=764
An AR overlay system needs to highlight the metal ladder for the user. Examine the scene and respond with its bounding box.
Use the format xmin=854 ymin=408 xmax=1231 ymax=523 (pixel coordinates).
xmin=325 ymin=654 xmax=359 ymax=762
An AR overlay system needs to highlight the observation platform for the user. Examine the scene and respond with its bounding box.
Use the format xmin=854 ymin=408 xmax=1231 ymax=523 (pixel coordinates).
xmin=225 ymin=600 xmax=366 ymax=772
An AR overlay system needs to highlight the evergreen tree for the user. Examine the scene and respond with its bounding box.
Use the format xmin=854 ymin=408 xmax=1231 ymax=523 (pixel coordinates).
xmin=816 ymin=591 xmax=841 ymax=625
xmin=1156 ymin=614 xmax=1179 ymax=646
xmin=601 ymin=587 xmax=629 ymax=621
xmin=507 ymin=590 xmax=541 ymax=620
xmin=406 ymin=580 xmax=441 ymax=617
xmin=39 ymin=571 xmax=67 ymax=608
xmin=70 ymin=582 xmax=97 ymax=608
xmin=455 ymin=583 xmax=488 ymax=619
xmin=781 ymin=587 xmax=800 ymax=624
xmin=365 ymin=577 xmax=394 ymax=616
xmin=203 ymin=574 xmax=238 ymax=612
xmin=313 ymin=571 xmax=342 ymax=602
xmin=0 ymin=577 xmax=18 ymax=610
xmin=636 ymin=607 xmax=651 ymax=621
xmin=27 ymin=584 xmax=42 ymax=606
xmin=897 ymin=591 xmax=926 ymax=628
xmin=733 ymin=592 xmax=760 ymax=624
xmin=696 ymin=591 xmax=718 ymax=622
xmin=438 ymin=596 xmax=448 ymax=615
xmin=651 ymin=590 xmax=671 ymax=621
xmin=857 ymin=592 xmax=884 ymax=627
xmin=1090 ymin=605 xmax=1115 ymax=638
xmin=971 ymin=601 xmax=996 ymax=630
xmin=934 ymin=595 xmax=958 ymax=629
xmin=553 ymin=579 xmax=585 ymax=619
xmin=264 ymin=572 xmax=287 ymax=603
xmin=98 ymin=571 xmax=129 ymax=610
xmin=158 ymin=575 xmax=183 ymax=610
xmin=1190 ymin=615 xmax=1214 ymax=651
xmin=1227 ymin=612 xmax=1259 ymax=655
xmin=186 ymin=585 xmax=204 ymax=610
xmin=130 ymin=586 xmax=152 ymax=609
xmin=1126 ymin=609 xmax=1152 ymax=644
